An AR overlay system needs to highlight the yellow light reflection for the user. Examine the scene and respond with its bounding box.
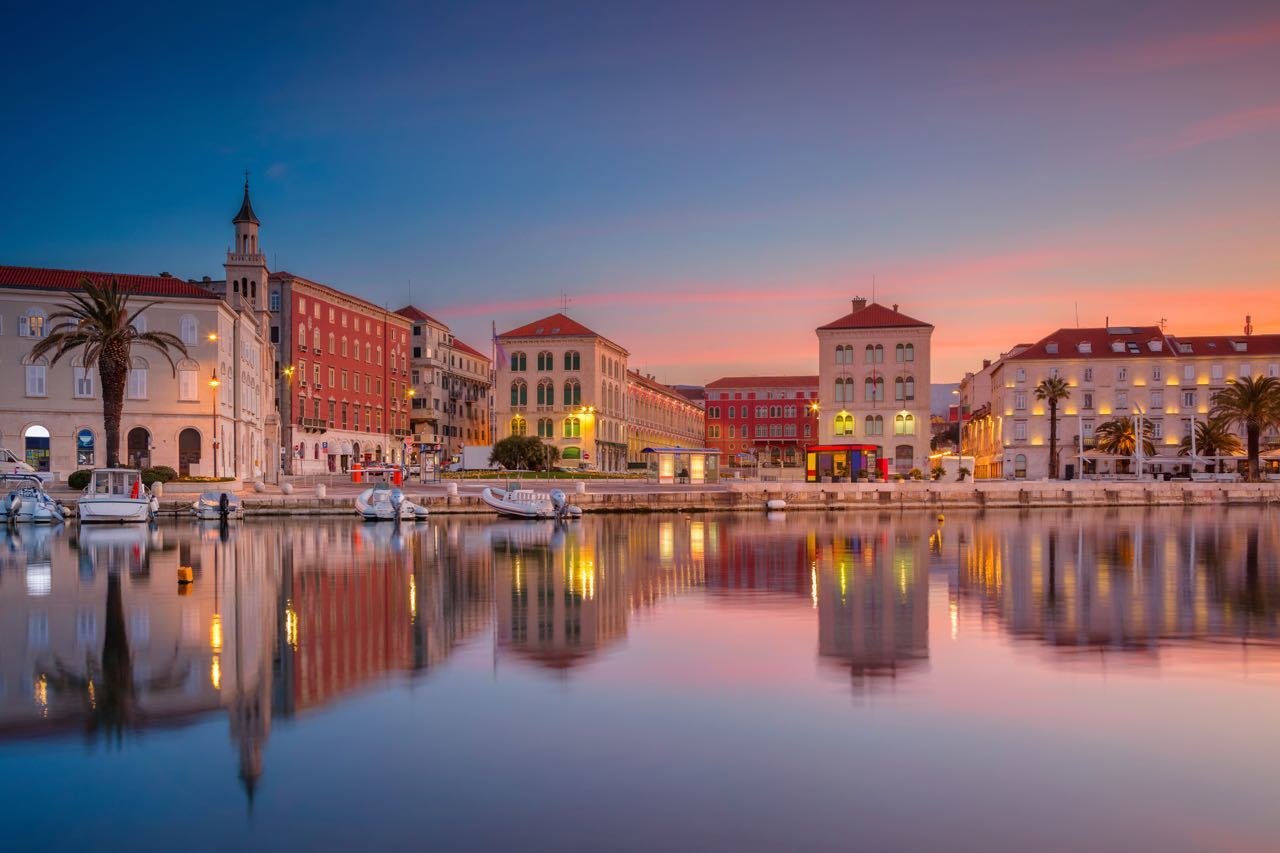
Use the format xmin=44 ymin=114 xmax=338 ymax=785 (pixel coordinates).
xmin=34 ymin=674 xmax=48 ymax=717
xmin=210 ymin=613 xmax=223 ymax=651
xmin=409 ymin=575 xmax=417 ymax=621
xmin=285 ymin=602 xmax=299 ymax=651
xmin=211 ymin=654 xmax=221 ymax=690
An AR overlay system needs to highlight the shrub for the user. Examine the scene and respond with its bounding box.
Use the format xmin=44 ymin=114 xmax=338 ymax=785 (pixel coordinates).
xmin=67 ymin=469 xmax=92 ymax=490
xmin=931 ymin=465 xmax=945 ymax=481
xmin=957 ymin=466 xmax=971 ymax=482
xmin=892 ymin=472 xmax=905 ymax=482
xmin=141 ymin=466 xmax=178 ymax=487
xmin=908 ymin=468 xmax=924 ymax=481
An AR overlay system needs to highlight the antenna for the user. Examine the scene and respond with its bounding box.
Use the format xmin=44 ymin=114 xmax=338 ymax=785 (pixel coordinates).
xmin=560 ymin=292 xmax=571 ymax=313
xmin=872 ymin=274 xmax=877 ymax=303
xmin=1074 ymin=302 xmax=1080 ymax=328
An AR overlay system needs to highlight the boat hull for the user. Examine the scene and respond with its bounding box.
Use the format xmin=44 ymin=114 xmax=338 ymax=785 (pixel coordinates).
xmin=78 ymin=497 xmax=152 ymax=524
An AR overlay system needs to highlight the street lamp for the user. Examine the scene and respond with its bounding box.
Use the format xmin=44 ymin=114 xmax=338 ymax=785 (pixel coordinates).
xmin=209 ymin=370 xmax=220 ymax=478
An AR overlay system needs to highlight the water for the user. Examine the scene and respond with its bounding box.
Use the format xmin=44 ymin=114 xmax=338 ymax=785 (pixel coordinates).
xmin=2 ymin=509 xmax=1279 ymax=852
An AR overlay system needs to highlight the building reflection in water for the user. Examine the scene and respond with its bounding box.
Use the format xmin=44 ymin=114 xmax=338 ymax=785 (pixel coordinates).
xmin=952 ymin=509 xmax=1280 ymax=657
xmin=2 ymin=510 xmax=1279 ymax=800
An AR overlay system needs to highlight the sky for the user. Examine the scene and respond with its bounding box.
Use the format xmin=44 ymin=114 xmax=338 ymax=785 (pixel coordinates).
xmin=3 ymin=0 xmax=1279 ymax=383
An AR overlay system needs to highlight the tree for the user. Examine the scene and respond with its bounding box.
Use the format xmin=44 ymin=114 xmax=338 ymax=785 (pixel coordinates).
xmin=1178 ymin=418 xmax=1244 ymax=467
xmin=1210 ymin=376 xmax=1280 ymax=481
xmin=1034 ymin=377 xmax=1071 ymax=479
xmin=1095 ymin=416 xmax=1155 ymax=458
xmin=490 ymin=435 xmax=560 ymax=471
xmin=30 ymin=278 xmax=188 ymax=467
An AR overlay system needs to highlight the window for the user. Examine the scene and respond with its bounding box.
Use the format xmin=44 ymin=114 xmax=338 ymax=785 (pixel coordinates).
xmin=834 ymin=413 xmax=854 ymax=436
xmin=298 ymin=324 xmax=307 ymax=351
xmin=754 ymin=424 xmax=767 ymax=438
xmin=537 ymin=351 xmax=553 ymax=371
xmin=180 ymin=315 xmax=198 ymax=345
xmin=864 ymin=376 xmax=884 ymax=402
xmin=510 ymin=351 xmax=527 ymax=372
xmin=538 ymin=417 xmax=553 ymax=438
xmin=130 ymin=313 xmax=146 ymax=334
xmin=74 ymin=365 xmax=95 ymax=398
xmin=1116 ymin=389 xmax=1128 ymax=408
xmin=537 ymin=379 xmax=554 ymax=406
xmin=1014 ymin=454 xmax=1027 ymax=478
xmin=904 ymin=343 xmax=914 ymax=362
xmin=1183 ymin=365 xmax=1195 ymax=382
xmin=1117 ymin=367 xmax=1127 ymax=382
xmin=1014 ymin=393 xmax=1027 ymax=411
xmin=564 ymin=380 xmax=581 ymax=406
xmin=76 ymin=429 xmax=95 ymax=466
xmin=127 ymin=358 xmax=149 ymax=399
xmin=19 ymin=311 xmax=46 ymax=338
xmin=564 ymin=417 xmax=581 ymax=438
xmin=1083 ymin=367 xmax=1094 ymax=383
xmin=1152 ymin=366 xmax=1162 ymax=381
xmin=1151 ymin=420 xmax=1164 ymax=439
xmin=25 ymin=358 xmax=47 ymax=397
xmin=178 ymin=363 xmax=198 ymax=401
xmin=894 ymin=414 xmax=915 ymax=435
xmin=1182 ymin=390 xmax=1196 ymax=408
xmin=756 ymin=406 xmax=767 ymax=418
xmin=1049 ymin=367 xmax=1060 ymax=380
xmin=895 ymin=376 xmax=916 ymax=401
xmin=328 ymin=333 xmax=335 ymax=354
xmin=895 ymin=343 xmax=906 ymax=363
xmin=510 ymin=416 xmax=527 ymax=436
xmin=1014 ymin=420 xmax=1027 ymax=441
xmin=709 ymin=424 xmax=721 ymax=438
xmin=564 ymin=351 xmax=580 ymax=370
xmin=1082 ymin=392 xmax=1094 ymax=410
xmin=835 ymin=344 xmax=850 ymax=364
xmin=864 ymin=415 xmax=883 ymax=436
xmin=1150 ymin=389 xmax=1163 ymax=408
xmin=1211 ymin=364 xmax=1224 ymax=382
xmin=510 ymin=380 xmax=527 ymax=406
xmin=1015 ymin=368 xmax=1026 ymax=383
xmin=728 ymin=406 xmax=735 ymax=418
xmin=269 ymin=291 xmax=281 ymax=311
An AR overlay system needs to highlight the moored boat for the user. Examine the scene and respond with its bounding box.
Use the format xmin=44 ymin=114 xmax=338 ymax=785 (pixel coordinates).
xmin=2 ymin=474 xmax=66 ymax=524
xmin=192 ymin=490 xmax=244 ymax=520
xmin=77 ymin=468 xmax=157 ymax=524
xmin=481 ymin=486 xmax=582 ymax=520
xmin=355 ymin=483 xmax=428 ymax=521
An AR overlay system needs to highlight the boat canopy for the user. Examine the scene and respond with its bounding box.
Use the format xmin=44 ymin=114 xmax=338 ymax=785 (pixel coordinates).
xmin=88 ymin=469 xmax=144 ymax=496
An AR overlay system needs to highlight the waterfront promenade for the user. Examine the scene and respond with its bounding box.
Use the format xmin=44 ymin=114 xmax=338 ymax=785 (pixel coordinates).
xmin=43 ymin=476 xmax=1280 ymax=517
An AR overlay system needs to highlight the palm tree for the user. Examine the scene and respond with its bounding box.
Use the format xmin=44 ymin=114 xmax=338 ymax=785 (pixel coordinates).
xmin=29 ymin=278 xmax=187 ymax=467
xmin=1178 ymin=418 xmax=1244 ymax=469
xmin=1210 ymin=376 xmax=1280 ymax=481
xmin=1034 ymin=376 xmax=1071 ymax=479
xmin=1095 ymin=416 xmax=1155 ymax=458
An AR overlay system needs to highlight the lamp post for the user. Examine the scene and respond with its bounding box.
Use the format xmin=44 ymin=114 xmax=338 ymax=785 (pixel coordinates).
xmin=209 ymin=370 xmax=221 ymax=478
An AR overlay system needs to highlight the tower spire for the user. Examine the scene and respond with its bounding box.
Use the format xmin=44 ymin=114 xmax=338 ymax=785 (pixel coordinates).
xmin=233 ymin=172 xmax=260 ymax=225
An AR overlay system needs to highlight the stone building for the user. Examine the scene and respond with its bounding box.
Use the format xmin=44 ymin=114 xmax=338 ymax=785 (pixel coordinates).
xmin=397 ymin=305 xmax=492 ymax=462
xmin=811 ymin=298 xmax=934 ymax=479
xmin=703 ymin=376 xmax=819 ymax=468
xmin=0 ymin=264 xmax=270 ymax=481
xmin=625 ymin=369 xmax=706 ymax=466
xmin=494 ymin=313 xmax=630 ymax=472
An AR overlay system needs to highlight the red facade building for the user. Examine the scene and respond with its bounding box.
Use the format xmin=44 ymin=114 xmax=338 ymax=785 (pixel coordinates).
xmin=704 ymin=376 xmax=819 ymax=467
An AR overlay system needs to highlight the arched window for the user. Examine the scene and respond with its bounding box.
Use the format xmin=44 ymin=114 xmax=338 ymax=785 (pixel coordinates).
xmin=895 ymin=444 xmax=914 ymax=473
xmin=23 ymin=354 xmax=48 ymax=397
xmin=328 ymin=332 xmax=335 ymax=354
xmin=865 ymin=344 xmax=875 ymax=364
xmin=895 ymin=377 xmax=905 ymax=401
xmin=894 ymin=414 xmax=915 ymax=435
xmin=511 ymin=351 xmax=527 ymax=372
xmin=180 ymin=315 xmax=198 ymax=345
xmin=864 ymin=414 xmax=883 ymax=436
xmin=1014 ymin=453 xmax=1027 ymax=478
xmin=177 ymin=359 xmax=199 ymax=401
xmin=510 ymin=380 xmax=527 ymax=406
xmin=875 ymin=344 xmax=884 ymax=363
xmin=537 ymin=351 xmax=553 ymax=371
xmin=511 ymin=415 xmax=527 ymax=437
xmin=564 ymin=351 xmax=580 ymax=371
xmin=537 ymin=379 xmax=554 ymax=406
xmin=834 ymin=413 xmax=853 ymax=436
xmin=313 ymin=329 xmax=321 ymax=351
xmin=895 ymin=343 xmax=905 ymax=363
xmin=22 ymin=425 xmax=49 ymax=472
xmin=298 ymin=324 xmax=307 ymax=351
xmin=538 ymin=417 xmax=553 ymax=438
xmin=341 ymin=337 xmax=349 ymax=357
xmin=376 ymin=345 xmax=382 ymax=366
xmin=365 ymin=342 xmax=372 ymax=362
xmin=904 ymin=377 xmax=915 ymax=400
xmin=564 ymin=416 xmax=581 ymax=438
xmin=904 ymin=343 xmax=915 ymax=362
xmin=564 ymin=380 xmax=581 ymax=406
xmin=178 ymin=428 xmax=202 ymax=476
xmin=128 ymin=357 xmax=149 ymax=400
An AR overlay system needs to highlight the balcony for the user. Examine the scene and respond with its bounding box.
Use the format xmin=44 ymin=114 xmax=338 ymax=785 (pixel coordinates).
xmin=299 ymin=417 xmax=327 ymax=433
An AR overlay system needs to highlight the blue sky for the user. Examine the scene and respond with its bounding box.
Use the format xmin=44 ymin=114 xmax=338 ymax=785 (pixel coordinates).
xmin=4 ymin=0 xmax=1279 ymax=381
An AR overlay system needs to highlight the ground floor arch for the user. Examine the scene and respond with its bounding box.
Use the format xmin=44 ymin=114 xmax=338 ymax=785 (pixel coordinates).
xmin=178 ymin=427 xmax=202 ymax=476
xmin=24 ymin=424 xmax=50 ymax=472
xmin=128 ymin=427 xmax=151 ymax=469
xmin=76 ymin=427 xmax=96 ymax=466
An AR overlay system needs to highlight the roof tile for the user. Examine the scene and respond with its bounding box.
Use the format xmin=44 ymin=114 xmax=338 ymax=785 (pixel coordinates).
xmin=0 ymin=265 xmax=219 ymax=299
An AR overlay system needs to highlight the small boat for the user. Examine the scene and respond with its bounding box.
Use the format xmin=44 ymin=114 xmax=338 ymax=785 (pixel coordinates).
xmin=192 ymin=490 xmax=244 ymax=520
xmin=765 ymin=498 xmax=787 ymax=511
xmin=77 ymin=468 xmax=157 ymax=524
xmin=2 ymin=474 xmax=66 ymax=524
xmin=481 ymin=486 xmax=582 ymax=520
xmin=355 ymin=483 xmax=428 ymax=521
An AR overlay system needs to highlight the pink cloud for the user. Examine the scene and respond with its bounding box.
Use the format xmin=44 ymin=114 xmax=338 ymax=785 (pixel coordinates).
xmin=1133 ymin=102 xmax=1280 ymax=154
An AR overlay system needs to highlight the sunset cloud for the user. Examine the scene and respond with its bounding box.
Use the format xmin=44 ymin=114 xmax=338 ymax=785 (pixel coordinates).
xmin=1133 ymin=103 xmax=1280 ymax=155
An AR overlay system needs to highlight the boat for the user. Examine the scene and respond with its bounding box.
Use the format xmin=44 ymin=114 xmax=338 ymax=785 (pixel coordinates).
xmin=2 ymin=473 xmax=66 ymax=524
xmin=191 ymin=490 xmax=244 ymax=520
xmin=76 ymin=468 xmax=158 ymax=524
xmin=765 ymin=498 xmax=787 ymax=511
xmin=354 ymin=483 xmax=428 ymax=521
xmin=481 ymin=486 xmax=582 ymax=520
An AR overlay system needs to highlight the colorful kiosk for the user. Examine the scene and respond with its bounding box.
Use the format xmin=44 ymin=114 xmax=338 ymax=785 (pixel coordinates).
xmin=805 ymin=444 xmax=886 ymax=482
xmin=642 ymin=447 xmax=721 ymax=485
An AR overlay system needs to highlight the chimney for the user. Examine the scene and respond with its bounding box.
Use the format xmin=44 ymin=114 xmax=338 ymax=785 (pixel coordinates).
xmin=850 ymin=296 xmax=867 ymax=312
xmin=892 ymin=303 xmax=899 ymax=312
xmin=982 ymin=359 xmax=992 ymax=369
xmin=1245 ymin=314 xmax=1253 ymax=336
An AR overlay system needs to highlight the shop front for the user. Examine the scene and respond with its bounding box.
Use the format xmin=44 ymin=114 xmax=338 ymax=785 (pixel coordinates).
xmin=642 ymin=447 xmax=721 ymax=484
xmin=805 ymin=444 xmax=885 ymax=482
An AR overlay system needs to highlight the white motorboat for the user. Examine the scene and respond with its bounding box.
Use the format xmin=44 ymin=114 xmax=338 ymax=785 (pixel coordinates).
xmin=192 ymin=490 xmax=244 ymax=520
xmin=481 ymin=486 xmax=582 ymax=520
xmin=355 ymin=483 xmax=428 ymax=521
xmin=2 ymin=473 xmax=66 ymax=524
xmin=77 ymin=468 xmax=157 ymax=524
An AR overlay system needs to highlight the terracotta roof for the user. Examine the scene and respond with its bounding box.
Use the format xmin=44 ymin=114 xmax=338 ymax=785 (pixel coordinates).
xmin=626 ymin=370 xmax=703 ymax=407
xmin=817 ymin=302 xmax=932 ymax=331
xmin=672 ymin=385 xmax=706 ymax=402
xmin=499 ymin=312 xmax=601 ymax=338
xmin=1168 ymin=334 xmax=1280 ymax=356
xmin=706 ymin=375 xmax=819 ymax=389
xmin=0 ymin=265 xmax=219 ymax=299
xmin=270 ymin=271 xmax=410 ymax=325
xmin=451 ymin=337 xmax=489 ymax=360
xmin=1009 ymin=326 xmax=1175 ymax=360
xmin=395 ymin=304 xmax=447 ymax=326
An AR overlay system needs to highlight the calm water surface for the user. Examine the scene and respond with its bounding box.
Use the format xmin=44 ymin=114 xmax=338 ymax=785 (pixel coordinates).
xmin=2 ymin=509 xmax=1279 ymax=852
